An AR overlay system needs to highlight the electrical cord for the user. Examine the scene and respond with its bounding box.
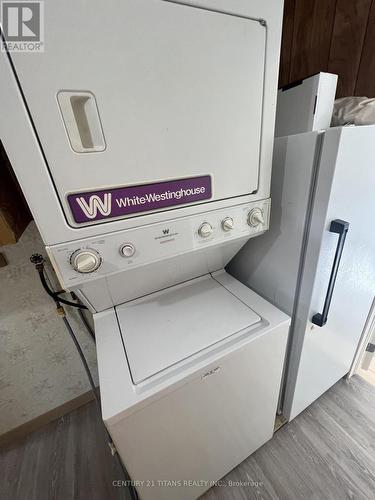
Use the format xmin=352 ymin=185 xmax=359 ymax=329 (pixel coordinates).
xmin=30 ymin=254 xmax=139 ymax=500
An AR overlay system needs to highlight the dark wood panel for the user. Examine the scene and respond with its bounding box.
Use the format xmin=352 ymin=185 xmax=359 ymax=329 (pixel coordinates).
xmin=289 ymin=0 xmax=337 ymax=83
xmin=279 ymin=0 xmax=375 ymax=98
xmin=0 ymin=142 xmax=32 ymax=245
xmin=278 ymin=0 xmax=296 ymax=87
xmin=356 ymin=1 xmax=375 ymax=96
xmin=328 ymin=0 xmax=373 ymax=97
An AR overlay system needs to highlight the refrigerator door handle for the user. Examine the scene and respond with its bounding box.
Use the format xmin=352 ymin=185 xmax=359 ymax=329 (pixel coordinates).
xmin=312 ymin=219 xmax=350 ymax=327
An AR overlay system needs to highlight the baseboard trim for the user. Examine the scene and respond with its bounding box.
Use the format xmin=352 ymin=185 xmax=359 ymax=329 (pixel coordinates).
xmin=0 ymin=389 xmax=96 ymax=449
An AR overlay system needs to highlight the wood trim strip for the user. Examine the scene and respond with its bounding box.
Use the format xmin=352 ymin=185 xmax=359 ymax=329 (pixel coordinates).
xmin=278 ymin=0 xmax=296 ymax=87
xmin=355 ymin=0 xmax=375 ymax=95
xmin=289 ymin=0 xmax=337 ymax=83
xmin=0 ymin=390 xmax=96 ymax=449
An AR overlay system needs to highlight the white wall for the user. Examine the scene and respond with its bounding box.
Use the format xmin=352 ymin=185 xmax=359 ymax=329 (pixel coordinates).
xmin=0 ymin=222 xmax=98 ymax=435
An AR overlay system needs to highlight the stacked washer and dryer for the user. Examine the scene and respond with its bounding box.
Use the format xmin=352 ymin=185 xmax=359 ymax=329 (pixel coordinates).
xmin=1 ymin=1 xmax=289 ymax=499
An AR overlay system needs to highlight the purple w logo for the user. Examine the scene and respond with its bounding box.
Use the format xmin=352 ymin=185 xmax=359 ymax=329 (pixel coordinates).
xmin=76 ymin=193 xmax=112 ymax=219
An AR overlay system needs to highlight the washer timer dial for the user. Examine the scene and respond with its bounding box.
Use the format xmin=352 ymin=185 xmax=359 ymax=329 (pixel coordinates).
xmin=70 ymin=249 xmax=102 ymax=274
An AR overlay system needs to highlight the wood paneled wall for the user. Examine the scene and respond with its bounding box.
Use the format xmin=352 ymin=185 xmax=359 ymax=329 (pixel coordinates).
xmin=279 ymin=0 xmax=375 ymax=97
xmin=0 ymin=142 xmax=31 ymax=245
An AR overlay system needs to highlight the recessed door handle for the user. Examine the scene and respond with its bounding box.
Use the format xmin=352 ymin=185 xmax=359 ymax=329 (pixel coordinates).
xmin=312 ymin=219 xmax=349 ymax=327
xmin=57 ymin=91 xmax=106 ymax=153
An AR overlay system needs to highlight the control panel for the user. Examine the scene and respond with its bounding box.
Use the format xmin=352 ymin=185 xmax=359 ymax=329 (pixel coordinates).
xmin=48 ymin=199 xmax=270 ymax=286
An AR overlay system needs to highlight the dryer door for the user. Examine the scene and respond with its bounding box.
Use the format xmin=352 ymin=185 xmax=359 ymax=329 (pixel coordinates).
xmin=8 ymin=0 xmax=266 ymax=226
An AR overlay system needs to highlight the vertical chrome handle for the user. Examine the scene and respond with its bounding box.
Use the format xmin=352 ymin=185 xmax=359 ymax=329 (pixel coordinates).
xmin=57 ymin=91 xmax=106 ymax=153
xmin=312 ymin=219 xmax=349 ymax=327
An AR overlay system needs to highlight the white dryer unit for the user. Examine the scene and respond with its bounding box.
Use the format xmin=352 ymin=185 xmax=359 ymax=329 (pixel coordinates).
xmin=1 ymin=0 xmax=284 ymax=245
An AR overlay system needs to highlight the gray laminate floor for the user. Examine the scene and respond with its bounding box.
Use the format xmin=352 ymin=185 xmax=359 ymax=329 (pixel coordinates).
xmin=1 ymin=375 xmax=375 ymax=500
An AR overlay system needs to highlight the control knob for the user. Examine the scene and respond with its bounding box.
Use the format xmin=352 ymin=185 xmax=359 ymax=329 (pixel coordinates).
xmin=248 ymin=208 xmax=264 ymax=227
xmin=198 ymin=222 xmax=213 ymax=238
xmin=222 ymin=217 xmax=234 ymax=232
xmin=70 ymin=249 xmax=102 ymax=274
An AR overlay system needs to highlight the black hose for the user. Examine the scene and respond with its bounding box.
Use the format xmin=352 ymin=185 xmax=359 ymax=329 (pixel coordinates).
xmin=38 ymin=267 xmax=88 ymax=309
xmin=61 ymin=312 xmax=138 ymax=500
xmin=61 ymin=315 xmax=100 ymax=408
xmin=113 ymin=444 xmax=139 ymax=500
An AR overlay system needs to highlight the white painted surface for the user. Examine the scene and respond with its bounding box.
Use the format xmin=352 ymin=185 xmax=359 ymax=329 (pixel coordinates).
xmin=117 ymin=275 xmax=261 ymax=383
xmin=0 ymin=0 xmax=283 ymax=245
xmin=95 ymin=271 xmax=289 ymax=500
xmin=275 ymin=72 xmax=338 ymax=137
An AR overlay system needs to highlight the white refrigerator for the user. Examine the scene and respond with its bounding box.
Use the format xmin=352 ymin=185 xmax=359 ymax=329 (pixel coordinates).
xmin=229 ymin=125 xmax=375 ymax=421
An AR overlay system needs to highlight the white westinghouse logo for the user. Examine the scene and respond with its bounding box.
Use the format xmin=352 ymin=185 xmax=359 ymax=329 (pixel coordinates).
xmin=76 ymin=193 xmax=112 ymax=219
xmin=1 ymin=1 xmax=44 ymax=52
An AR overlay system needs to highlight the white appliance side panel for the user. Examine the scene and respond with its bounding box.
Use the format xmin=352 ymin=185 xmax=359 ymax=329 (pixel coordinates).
xmin=107 ymin=322 xmax=288 ymax=500
xmin=10 ymin=0 xmax=266 ymax=225
xmin=313 ymin=73 xmax=338 ymax=131
xmin=275 ymin=77 xmax=317 ymax=137
xmin=275 ymin=73 xmax=337 ymax=137
xmin=229 ymin=132 xmax=321 ymax=315
xmin=285 ymin=125 xmax=375 ymax=420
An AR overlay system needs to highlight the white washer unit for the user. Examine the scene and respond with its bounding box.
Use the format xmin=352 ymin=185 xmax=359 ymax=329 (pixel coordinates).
xmin=0 ymin=1 xmax=289 ymax=499
xmin=96 ymin=272 xmax=289 ymax=500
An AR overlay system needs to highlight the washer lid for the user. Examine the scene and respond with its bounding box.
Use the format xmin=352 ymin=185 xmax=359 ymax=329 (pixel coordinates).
xmin=116 ymin=275 xmax=261 ymax=384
